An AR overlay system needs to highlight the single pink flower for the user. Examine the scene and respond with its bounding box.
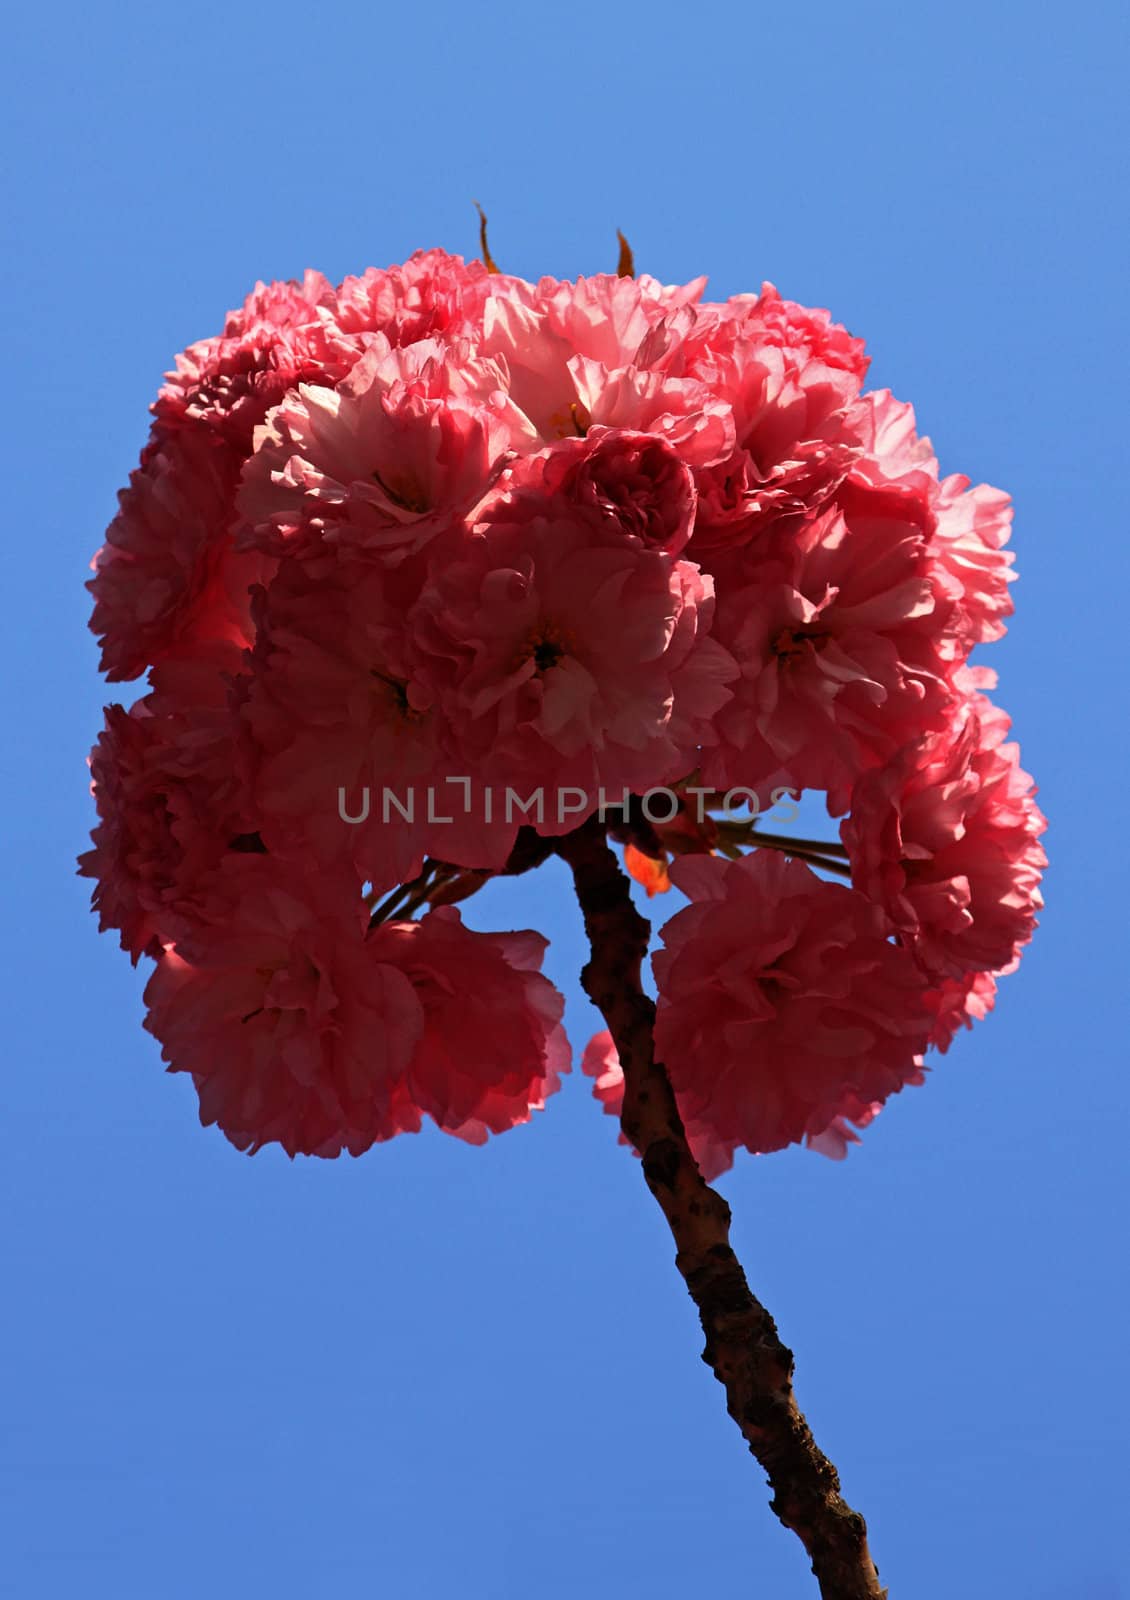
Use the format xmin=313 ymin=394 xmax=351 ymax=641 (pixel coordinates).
xmin=843 ymin=393 xmax=1014 ymax=652
xmin=484 ymin=426 xmax=697 ymax=556
xmin=925 ymin=969 xmax=1000 ymax=1053
xmin=156 ymin=271 xmax=353 ymax=450
xmin=88 ymin=429 xmax=269 ymax=681
xmin=79 ymin=667 xmax=255 ymax=962
xmin=843 ymin=389 xmax=939 ymax=501
xmin=479 ymin=270 xmax=705 ymax=442
xmin=568 ymin=357 xmax=736 ymax=469
xmin=652 ymin=851 xmax=935 ymax=1156
xmin=89 ymin=276 xmax=344 ymax=681
xmin=841 ymin=693 xmax=1047 ymax=979
xmin=409 ymin=509 xmax=736 ymax=823
xmin=730 ymin=283 xmax=870 ymax=380
xmin=144 ymin=871 xmax=569 ymax=1157
xmin=681 ymin=341 xmax=862 ymax=552
xmin=331 ymin=248 xmax=495 ymax=349
xmin=241 ymin=557 xmax=516 ymax=888
xmin=370 ymin=907 xmax=570 ymax=1141
xmin=238 ymin=336 xmax=536 ymax=565
xmin=930 ymin=475 xmax=1015 ymax=650
xmin=703 ymin=486 xmax=956 ymax=796
xmin=143 ymin=857 xmax=428 ymax=1157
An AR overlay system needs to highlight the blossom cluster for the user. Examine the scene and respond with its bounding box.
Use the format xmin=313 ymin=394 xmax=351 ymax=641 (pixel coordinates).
xmin=83 ymin=249 xmax=1044 ymax=1167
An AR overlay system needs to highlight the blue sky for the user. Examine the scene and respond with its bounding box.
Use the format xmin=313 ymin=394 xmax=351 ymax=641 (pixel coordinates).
xmin=2 ymin=3 xmax=1127 ymax=1596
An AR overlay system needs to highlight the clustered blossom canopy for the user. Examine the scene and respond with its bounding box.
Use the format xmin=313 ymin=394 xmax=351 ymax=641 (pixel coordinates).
xmin=82 ymin=248 xmax=1045 ymax=1170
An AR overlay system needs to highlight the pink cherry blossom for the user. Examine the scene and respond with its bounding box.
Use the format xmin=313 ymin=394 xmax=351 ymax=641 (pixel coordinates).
xmin=238 ymin=336 xmax=536 ymax=565
xmin=241 ymin=557 xmax=515 ymax=887
xmin=143 ymin=858 xmax=429 ymax=1156
xmin=79 ymin=679 xmax=252 ymax=963
xmin=156 ymin=271 xmax=353 ymax=449
xmin=331 ymin=248 xmax=495 ymax=349
xmin=408 ymin=508 xmax=736 ymax=823
xmin=926 ymin=969 xmax=1000 ymax=1053
xmin=669 ymin=319 xmax=866 ymax=550
xmin=841 ymin=692 xmax=1046 ymax=979
xmin=652 ymin=851 xmax=935 ymax=1157
xmin=568 ymin=357 xmax=736 ymax=469
xmin=685 ymin=338 xmax=861 ymax=552
xmin=702 ymin=484 xmax=956 ymax=796
xmin=930 ymin=475 xmax=1015 ymax=649
xmin=89 ymin=274 xmax=347 ymax=682
xmin=844 ymin=389 xmax=939 ymax=499
xmin=484 ymin=426 xmax=698 ymax=556
xmin=370 ymin=907 xmax=569 ymax=1142
xmin=585 ymin=1026 xmax=889 ymax=1168
xmin=144 ymin=862 xmax=568 ymax=1157
xmin=733 ymin=283 xmax=870 ymax=379
xmin=84 ymin=250 xmax=1041 ymax=1168
xmin=88 ymin=429 xmax=267 ymax=681
xmin=479 ymin=270 xmax=706 ymax=442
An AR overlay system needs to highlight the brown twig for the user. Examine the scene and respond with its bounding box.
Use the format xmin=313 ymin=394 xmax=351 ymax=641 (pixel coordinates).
xmin=743 ymin=829 xmax=850 ymax=859
xmin=616 ymin=229 xmax=635 ymax=277
xmin=473 ymin=201 xmax=500 ymax=273
xmin=751 ymin=842 xmax=853 ymax=880
xmin=367 ymin=828 xmax=558 ymax=930
xmin=555 ymin=817 xmax=886 ymax=1600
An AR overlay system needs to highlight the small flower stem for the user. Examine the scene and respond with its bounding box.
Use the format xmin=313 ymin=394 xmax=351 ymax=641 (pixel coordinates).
xmin=750 ymin=841 xmax=853 ymax=880
xmin=716 ymin=825 xmax=850 ymax=859
xmin=367 ymin=829 xmax=557 ymax=930
xmin=556 ymin=817 xmax=886 ymax=1600
xmin=369 ymin=876 xmax=422 ymax=927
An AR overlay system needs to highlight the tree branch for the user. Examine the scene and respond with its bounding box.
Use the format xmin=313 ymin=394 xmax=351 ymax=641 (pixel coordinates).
xmin=556 ymin=817 xmax=887 ymax=1600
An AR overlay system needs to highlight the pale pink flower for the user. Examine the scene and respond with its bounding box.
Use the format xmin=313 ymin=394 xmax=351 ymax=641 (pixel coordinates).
xmin=841 ymin=693 xmax=1047 ymax=979
xmin=685 ymin=341 xmax=861 ymax=550
xmin=144 ymin=867 xmax=569 ymax=1157
xmin=88 ymin=430 xmax=268 ymax=681
xmin=89 ymin=275 xmax=341 ymax=681
xmin=143 ymin=858 xmax=428 ymax=1157
xmin=844 ymin=390 xmax=939 ymax=500
xmin=532 ymin=270 xmax=707 ymax=364
xmin=925 ymin=969 xmax=1000 ymax=1053
xmin=371 ymin=907 xmax=569 ymax=1141
xmin=930 ymin=475 xmax=1015 ymax=650
xmin=652 ymin=851 xmax=935 ymax=1156
xmin=409 ymin=510 xmax=736 ymax=821
xmin=156 ymin=271 xmax=352 ymax=449
xmin=479 ymin=270 xmax=705 ymax=441
xmin=703 ymin=487 xmax=956 ymax=796
xmin=331 ymin=249 xmax=495 ymax=349
xmin=484 ymin=426 xmax=698 ymax=556
xmin=241 ymin=558 xmax=516 ymax=888
xmin=79 ymin=675 xmax=254 ymax=963
xmin=238 ymin=336 xmax=536 ymax=565
xmin=568 ymin=358 xmax=736 ymax=468
xmin=730 ymin=283 xmax=870 ymax=379
xmin=844 ymin=393 xmax=1014 ymax=651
